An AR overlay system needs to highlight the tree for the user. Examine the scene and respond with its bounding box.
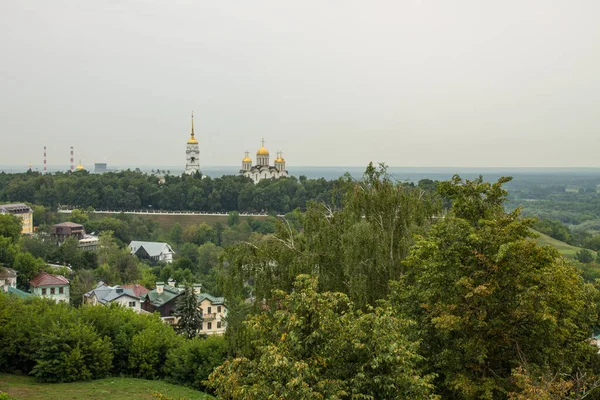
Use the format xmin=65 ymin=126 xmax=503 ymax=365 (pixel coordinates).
xmin=0 ymin=214 xmax=21 ymax=241
xmin=173 ymin=285 xmax=204 ymax=339
xmin=227 ymin=211 xmax=240 ymax=227
xmin=576 ymin=248 xmax=594 ymax=264
xmin=393 ymin=176 xmax=600 ymax=399
xmin=170 ymin=223 xmax=183 ymax=247
xmin=207 ymin=275 xmax=437 ymax=399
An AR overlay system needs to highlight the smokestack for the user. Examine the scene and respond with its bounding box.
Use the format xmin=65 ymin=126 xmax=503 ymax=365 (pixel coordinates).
xmin=70 ymin=146 xmax=74 ymax=172
xmin=43 ymin=146 xmax=47 ymax=174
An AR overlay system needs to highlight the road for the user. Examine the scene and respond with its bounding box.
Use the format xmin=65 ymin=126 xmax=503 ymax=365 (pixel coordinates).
xmin=57 ymin=209 xmax=282 ymax=217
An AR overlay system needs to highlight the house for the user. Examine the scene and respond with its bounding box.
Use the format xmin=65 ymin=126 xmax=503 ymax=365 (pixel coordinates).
xmin=0 ymin=267 xmax=17 ymax=292
xmin=198 ymin=293 xmax=227 ymax=335
xmin=51 ymin=222 xmax=85 ymax=243
xmin=141 ymin=281 xmax=185 ymax=323
xmin=122 ymin=283 xmax=150 ymax=298
xmin=129 ymin=241 xmax=175 ymax=264
xmin=83 ymin=282 xmax=147 ymax=312
xmin=30 ymin=272 xmax=70 ymax=303
xmin=0 ymin=203 xmax=33 ymax=235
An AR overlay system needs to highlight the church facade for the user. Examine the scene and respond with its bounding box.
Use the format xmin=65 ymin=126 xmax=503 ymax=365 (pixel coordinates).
xmin=240 ymin=140 xmax=288 ymax=183
xmin=184 ymin=113 xmax=201 ymax=175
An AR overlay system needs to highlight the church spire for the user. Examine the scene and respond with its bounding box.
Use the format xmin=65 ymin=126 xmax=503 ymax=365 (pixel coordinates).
xmin=191 ymin=111 xmax=195 ymax=139
xmin=187 ymin=111 xmax=198 ymax=144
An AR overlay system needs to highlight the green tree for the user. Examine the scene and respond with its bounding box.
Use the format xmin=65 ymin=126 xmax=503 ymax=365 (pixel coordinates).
xmin=227 ymin=211 xmax=240 ymax=227
xmin=170 ymin=223 xmax=183 ymax=247
xmin=393 ymin=176 xmax=600 ymax=399
xmin=208 ymin=275 xmax=437 ymax=399
xmin=576 ymin=248 xmax=594 ymax=264
xmin=173 ymin=285 xmax=204 ymax=339
xmin=0 ymin=214 xmax=21 ymax=241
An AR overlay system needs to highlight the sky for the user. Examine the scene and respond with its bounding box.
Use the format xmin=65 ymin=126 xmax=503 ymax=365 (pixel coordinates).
xmin=1 ymin=0 xmax=599 ymax=168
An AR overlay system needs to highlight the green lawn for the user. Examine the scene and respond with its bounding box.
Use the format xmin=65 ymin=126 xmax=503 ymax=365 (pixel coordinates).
xmin=0 ymin=374 xmax=213 ymax=400
xmin=533 ymin=230 xmax=597 ymax=260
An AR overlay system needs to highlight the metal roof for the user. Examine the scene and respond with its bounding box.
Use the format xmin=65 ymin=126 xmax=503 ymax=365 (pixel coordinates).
xmin=129 ymin=241 xmax=174 ymax=257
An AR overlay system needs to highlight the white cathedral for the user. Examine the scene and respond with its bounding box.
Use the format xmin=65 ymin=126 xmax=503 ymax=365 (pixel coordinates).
xmin=240 ymin=140 xmax=288 ymax=183
xmin=184 ymin=113 xmax=201 ymax=175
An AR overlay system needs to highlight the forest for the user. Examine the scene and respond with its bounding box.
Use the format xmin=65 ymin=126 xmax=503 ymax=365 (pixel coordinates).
xmin=2 ymin=164 xmax=600 ymax=399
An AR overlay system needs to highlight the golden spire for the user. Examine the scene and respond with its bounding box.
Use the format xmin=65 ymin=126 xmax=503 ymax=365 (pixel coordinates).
xmin=187 ymin=111 xmax=198 ymax=144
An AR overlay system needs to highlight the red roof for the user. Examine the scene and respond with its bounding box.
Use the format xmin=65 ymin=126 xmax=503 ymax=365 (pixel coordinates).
xmin=30 ymin=272 xmax=69 ymax=287
xmin=122 ymin=284 xmax=150 ymax=297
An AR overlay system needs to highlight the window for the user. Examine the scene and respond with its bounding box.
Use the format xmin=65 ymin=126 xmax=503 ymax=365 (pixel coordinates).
xmin=217 ymin=321 xmax=221 ymax=329
xmin=207 ymin=322 xmax=212 ymax=330
xmin=41 ymin=288 xmax=46 ymax=295
xmin=128 ymin=301 xmax=136 ymax=308
xmin=207 ymin=306 xmax=212 ymax=314
xmin=50 ymin=288 xmax=55 ymax=295
xmin=217 ymin=306 xmax=222 ymax=313
xmin=59 ymin=287 xmax=64 ymax=294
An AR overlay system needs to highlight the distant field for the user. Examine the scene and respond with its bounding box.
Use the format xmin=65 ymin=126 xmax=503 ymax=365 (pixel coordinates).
xmin=533 ymin=230 xmax=597 ymax=260
xmin=103 ymin=213 xmax=268 ymax=230
xmin=0 ymin=374 xmax=212 ymax=400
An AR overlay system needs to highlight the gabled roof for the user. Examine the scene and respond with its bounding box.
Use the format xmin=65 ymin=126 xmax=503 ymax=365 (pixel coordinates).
xmin=0 ymin=267 xmax=17 ymax=279
xmin=142 ymin=284 xmax=184 ymax=308
xmin=84 ymin=285 xmax=139 ymax=304
xmin=129 ymin=241 xmax=174 ymax=258
xmin=198 ymin=293 xmax=225 ymax=305
xmin=53 ymin=222 xmax=84 ymax=228
xmin=122 ymin=284 xmax=150 ymax=297
xmin=30 ymin=272 xmax=69 ymax=287
xmin=7 ymin=286 xmax=32 ymax=298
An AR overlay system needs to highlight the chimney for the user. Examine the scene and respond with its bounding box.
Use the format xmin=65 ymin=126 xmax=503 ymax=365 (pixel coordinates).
xmin=156 ymin=282 xmax=164 ymax=294
xmin=193 ymin=283 xmax=202 ymax=295
xmin=167 ymin=278 xmax=176 ymax=287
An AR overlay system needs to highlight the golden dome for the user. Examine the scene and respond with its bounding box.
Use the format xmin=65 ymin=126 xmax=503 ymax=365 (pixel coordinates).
xmin=242 ymin=156 xmax=252 ymax=163
xmin=257 ymin=146 xmax=269 ymax=156
xmin=75 ymin=161 xmax=85 ymax=171
xmin=187 ymin=135 xmax=198 ymax=144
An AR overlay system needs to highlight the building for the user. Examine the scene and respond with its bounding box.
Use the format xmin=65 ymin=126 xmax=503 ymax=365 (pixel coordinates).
xmin=0 ymin=267 xmax=17 ymax=292
xmin=129 ymin=241 xmax=175 ymax=264
xmin=30 ymin=272 xmax=70 ymax=303
xmin=83 ymin=282 xmax=147 ymax=312
xmin=94 ymin=163 xmax=108 ymax=173
xmin=0 ymin=203 xmax=33 ymax=235
xmin=198 ymin=293 xmax=227 ymax=335
xmin=51 ymin=222 xmax=85 ymax=243
xmin=240 ymin=140 xmax=288 ymax=183
xmin=141 ymin=281 xmax=186 ymax=323
xmin=184 ymin=113 xmax=201 ymax=175
xmin=78 ymin=234 xmax=99 ymax=251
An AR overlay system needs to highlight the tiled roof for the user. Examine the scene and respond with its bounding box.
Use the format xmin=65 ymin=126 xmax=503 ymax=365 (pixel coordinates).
xmin=143 ymin=284 xmax=183 ymax=308
xmin=84 ymin=285 xmax=140 ymax=304
xmin=198 ymin=293 xmax=225 ymax=305
xmin=0 ymin=267 xmax=17 ymax=279
xmin=30 ymin=272 xmax=69 ymax=287
xmin=129 ymin=241 xmax=174 ymax=257
xmin=53 ymin=222 xmax=84 ymax=228
xmin=122 ymin=284 xmax=150 ymax=297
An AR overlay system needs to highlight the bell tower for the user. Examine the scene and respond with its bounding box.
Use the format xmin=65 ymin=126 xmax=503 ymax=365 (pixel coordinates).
xmin=185 ymin=112 xmax=201 ymax=175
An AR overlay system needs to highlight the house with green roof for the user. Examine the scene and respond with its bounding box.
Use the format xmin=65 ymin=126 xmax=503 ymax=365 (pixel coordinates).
xmin=141 ymin=281 xmax=186 ymax=323
xmin=198 ymin=293 xmax=227 ymax=335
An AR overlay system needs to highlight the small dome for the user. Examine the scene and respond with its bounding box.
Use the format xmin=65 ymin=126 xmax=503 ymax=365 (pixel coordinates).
xmin=257 ymin=146 xmax=269 ymax=156
xmin=75 ymin=162 xmax=85 ymax=171
xmin=187 ymin=134 xmax=198 ymax=144
xmin=242 ymin=156 xmax=252 ymax=163
xmin=275 ymin=156 xmax=285 ymax=163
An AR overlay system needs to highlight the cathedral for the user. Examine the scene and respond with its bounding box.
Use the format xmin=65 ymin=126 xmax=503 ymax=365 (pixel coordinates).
xmin=240 ymin=140 xmax=288 ymax=183
xmin=184 ymin=113 xmax=201 ymax=175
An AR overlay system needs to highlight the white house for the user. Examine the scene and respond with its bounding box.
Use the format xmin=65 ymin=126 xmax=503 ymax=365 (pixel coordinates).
xmin=30 ymin=272 xmax=70 ymax=303
xmin=0 ymin=267 xmax=17 ymax=292
xmin=129 ymin=241 xmax=175 ymax=264
xmin=83 ymin=282 xmax=146 ymax=312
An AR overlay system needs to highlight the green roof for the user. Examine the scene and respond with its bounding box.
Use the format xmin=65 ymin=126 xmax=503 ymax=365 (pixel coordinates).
xmin=197 ymin=293 xmax=225 ymax=305
xmin=142 ymin=285 xmax=183 ymax=308
xmin=7 ymin=286 xmax=33 ymax=299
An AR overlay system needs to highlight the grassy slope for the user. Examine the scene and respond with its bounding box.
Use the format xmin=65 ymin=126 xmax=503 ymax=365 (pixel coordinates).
xmin=0 ymin=374 xmax=213 ymax=400
xmin=533 ymin=230 xmax=597 ymax=260
xmin=104 ymin=212 xmax=267 ymax=230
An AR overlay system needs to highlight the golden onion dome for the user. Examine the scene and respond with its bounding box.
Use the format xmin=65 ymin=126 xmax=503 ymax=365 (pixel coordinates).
xmin=242 ymin=156 xmax=252 ymax=163
xmin=275 ymin=156 xmax=284 ymax=163
xmin=75 ymin=161 xmax=85 ymax=171
xmin=256 ymin=146 xmax=269 ymax=156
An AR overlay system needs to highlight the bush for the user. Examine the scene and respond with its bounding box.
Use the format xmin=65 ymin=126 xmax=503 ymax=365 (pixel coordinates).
xmin=129 ymin=323 xmax=182 ymax=379
xmin=165 ymin=335 xmax=227 ymax=391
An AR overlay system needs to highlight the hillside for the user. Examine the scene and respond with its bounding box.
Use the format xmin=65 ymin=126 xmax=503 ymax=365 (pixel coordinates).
xmin=0 ymin=374 xmax=213 ymax=400
xmin=533 ymin=230 xmax=597 ymax=260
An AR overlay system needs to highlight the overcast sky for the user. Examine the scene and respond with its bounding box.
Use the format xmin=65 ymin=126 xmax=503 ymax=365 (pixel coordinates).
xmin=1 ymin=0 xmax=599 ymax=168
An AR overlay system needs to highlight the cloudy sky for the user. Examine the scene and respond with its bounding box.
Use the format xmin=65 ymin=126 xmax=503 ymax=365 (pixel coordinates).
xmin=1 ymin=0 xmax=599 ymax=168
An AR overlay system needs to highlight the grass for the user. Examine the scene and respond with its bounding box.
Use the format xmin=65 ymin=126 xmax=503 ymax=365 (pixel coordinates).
xmin=104 ymin=212 xmax=268 ymax=230
xmin=0 ymin=374 xmax=213 ymax=400
xmin=533 ymin=230 xmax=597 ymax=260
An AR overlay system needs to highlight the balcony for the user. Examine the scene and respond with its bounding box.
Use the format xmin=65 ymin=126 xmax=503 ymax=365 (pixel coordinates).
xmin=203 ymin=313 xmax=217 ymax=320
